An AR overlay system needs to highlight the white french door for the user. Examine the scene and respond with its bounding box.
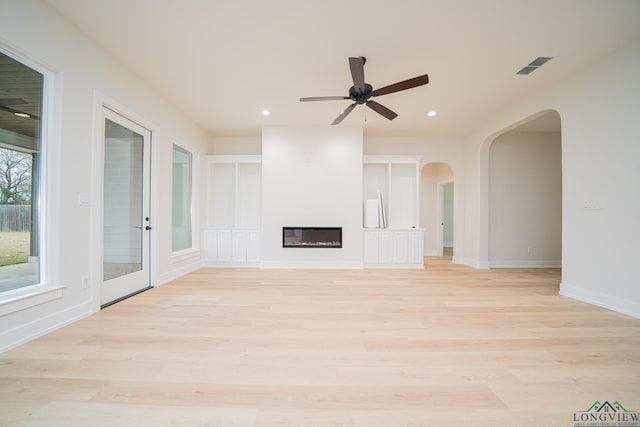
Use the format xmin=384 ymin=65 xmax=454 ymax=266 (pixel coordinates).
xmin=101 ymin=108 xmax=152 ymax=307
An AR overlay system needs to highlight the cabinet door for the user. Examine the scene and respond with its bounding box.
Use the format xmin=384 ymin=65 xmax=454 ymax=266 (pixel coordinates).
xmin=232 ymin=230 xmax=247 ymax=261
xmin=392 ymin=231 xmax=408 ymax=263
xmin=363 ymin=231 xmax=379 ymax=263
xmin=217 ymin=230 xmax=232 ymax=262
xmin=203 ymin=230 xmax=218 ymax=261
xmin=378 ymin=231 xmax=393 ymax=263
xmin=246 ymin=231 xmax=260 ymax=262
xmin=407 ymin=231 xmax=423 ymax=264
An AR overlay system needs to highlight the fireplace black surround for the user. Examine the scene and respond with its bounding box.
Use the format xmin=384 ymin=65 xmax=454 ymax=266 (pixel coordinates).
xmin=282 ymin=227 xmax=342 ymax=248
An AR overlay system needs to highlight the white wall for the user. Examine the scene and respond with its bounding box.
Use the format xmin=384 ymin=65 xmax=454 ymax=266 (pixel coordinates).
xmin=488 ymin=131 xmax=562 ymax=267
xmin=556 ymin=41 xmax=640 ymax=317
xmin=261 ymin=127 xmax=363 ymax=268
xmin=0 ymin=0 xmax=211 ymax=351
xmin=464 ymin=39 xmax=640 ymax=317
xmin=211 ymin=136 xmax=261 ymax=155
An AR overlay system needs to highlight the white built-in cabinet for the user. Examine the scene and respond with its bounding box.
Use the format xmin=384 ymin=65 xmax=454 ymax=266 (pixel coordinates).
xmin=363 ymin=155 xmax=424 ymax=268
xmin=202 ymin=154 xmax=424 ymax=269
xmin=203 ymin=155 xmax=261 ymax=266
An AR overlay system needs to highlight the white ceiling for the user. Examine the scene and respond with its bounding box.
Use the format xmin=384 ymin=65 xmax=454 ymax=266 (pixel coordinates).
xmin=45 ymin=0 xmax=640 ymax=137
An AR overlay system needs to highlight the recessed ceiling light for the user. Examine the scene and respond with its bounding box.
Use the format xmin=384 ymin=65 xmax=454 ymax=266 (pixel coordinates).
xmin=261 ymin=109 xmax=271 ymax=116
xmin=14 ymin=112 xmax=30 ymax=118
xmin=427 ymin=111 xmax=437 ymax=117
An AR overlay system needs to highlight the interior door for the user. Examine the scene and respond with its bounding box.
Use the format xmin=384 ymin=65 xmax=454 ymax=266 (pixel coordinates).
xmin=101 ymin=108 xmax=151 ymax=307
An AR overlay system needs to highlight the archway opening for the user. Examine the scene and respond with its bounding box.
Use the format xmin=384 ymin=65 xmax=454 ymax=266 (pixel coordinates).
xmin=488 ymin=110 xmax=562 ymax=268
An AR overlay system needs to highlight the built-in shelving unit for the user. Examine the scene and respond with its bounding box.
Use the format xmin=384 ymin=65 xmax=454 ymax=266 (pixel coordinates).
xmin=363 ymin=155 xmax=424 ymax=268
xmin=363 ymin=155 xmax=421 ymax=228
xmin=203 ymin=155 xmax=261 ymax=266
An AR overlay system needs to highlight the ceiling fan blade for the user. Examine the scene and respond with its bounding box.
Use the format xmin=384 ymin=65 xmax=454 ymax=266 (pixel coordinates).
xmin=300 ymin=96 xmax=350 ymax=102
xmin=332 ymin=103 xmax=357 ymax=125
xmin=371 ymin=74 xmax=429 ymax=97
xmin=349 ymin=57 xmax=366 ymax=94
xmin=366 ymin=100 xmax=398 ymax=120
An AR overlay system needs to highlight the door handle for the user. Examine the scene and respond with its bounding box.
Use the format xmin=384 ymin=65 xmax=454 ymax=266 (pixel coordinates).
xmin=145 ymin=226 xmax=152 ymax=231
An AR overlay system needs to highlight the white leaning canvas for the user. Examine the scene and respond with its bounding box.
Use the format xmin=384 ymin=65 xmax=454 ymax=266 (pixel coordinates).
xmin=364 ymin=199 xmax=380 ymax=228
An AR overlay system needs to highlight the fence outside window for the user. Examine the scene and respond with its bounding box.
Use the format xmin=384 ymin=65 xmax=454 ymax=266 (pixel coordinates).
xmin=0 ymin=205 xmax=31 ymax=232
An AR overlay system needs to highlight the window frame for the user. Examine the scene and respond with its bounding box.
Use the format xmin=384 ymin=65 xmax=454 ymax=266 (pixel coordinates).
xmin=0 ymin=44 xmax=63 ymax=313
xmin=170 ymin=141 xmax=199 ymax=259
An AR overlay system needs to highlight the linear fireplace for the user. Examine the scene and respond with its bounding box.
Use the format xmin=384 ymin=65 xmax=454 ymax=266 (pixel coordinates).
xmin=282 ymin=227 xmax=342 ymax=248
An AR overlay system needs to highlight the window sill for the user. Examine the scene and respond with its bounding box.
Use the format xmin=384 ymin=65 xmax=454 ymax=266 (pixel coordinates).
xmin=0 ymin=284 xmax=64 ymax=317
xmin=170 ymin=248 xmax=201 ymax=264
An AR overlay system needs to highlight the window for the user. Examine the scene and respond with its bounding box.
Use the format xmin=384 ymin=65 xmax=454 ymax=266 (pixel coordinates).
xmin=172 ymin=144 xmax=195 ymax=253
xmin=0 ymin=50 xmax=44 ymax=293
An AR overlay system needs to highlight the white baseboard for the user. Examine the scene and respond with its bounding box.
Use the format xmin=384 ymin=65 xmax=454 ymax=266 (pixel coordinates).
xmin=260 ymin=260 xmax=364 ymax=269
xmin=490 ymin=260 xmax=561 ymax=268
xmin=1 ymin=300 xmax=95 ymax=353
xmin=203 ymin=261 xmax=261 ymax=268
xmin=456 ymin=257 xmax=490 ymax=269
xmin=364 ymin=263 xmax=424 ymax=269
xmin=559 ymin=283 xmax=640 ymax=319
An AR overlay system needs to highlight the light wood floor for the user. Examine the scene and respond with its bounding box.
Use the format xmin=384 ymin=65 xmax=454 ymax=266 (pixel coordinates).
xmin=1 ymin=257 xmax=639 ymax=426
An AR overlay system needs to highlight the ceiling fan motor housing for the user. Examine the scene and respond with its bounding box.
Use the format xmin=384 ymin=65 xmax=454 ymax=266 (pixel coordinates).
xmin=349 ymin=83 xmax=373 ymax=104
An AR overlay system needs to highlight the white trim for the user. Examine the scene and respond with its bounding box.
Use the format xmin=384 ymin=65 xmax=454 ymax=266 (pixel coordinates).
xmin=364 ymin=263 xmax=424 ymax=269
xmin=0 ymin=43 xmax=63 ymax=317
xmin=559 ymin=283 xmax=640 ymax=319
xmin=457 ymin=257 xmax=490 ymax=269
xmin=170 ymin=248 xmax=201 ymax=263
xmin=0 ymin=286 xmax=63 ymax=317
xmin=207 ymin=154 xmax=262 ymax=164
xmin=260 ymin=261 xmax=364 ymax=270
xmin=364 ymin=155 xmax=423 ymax=164
xmin=0 ymin=300 xmax=94 ymax=353
xmin=171 ymin=141 xmax=200 ymax=255
xmin=490 ymin=260 xmax=561 ymax=268
xmin=205 ymin=261 xmax=261 ymax=268
xmin=452 ymin=256 xmax=468 ymax=266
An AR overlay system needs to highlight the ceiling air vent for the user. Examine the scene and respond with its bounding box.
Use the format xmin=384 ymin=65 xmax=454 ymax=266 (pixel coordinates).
xmin=516 ymin=57 xmax=552 ymax=75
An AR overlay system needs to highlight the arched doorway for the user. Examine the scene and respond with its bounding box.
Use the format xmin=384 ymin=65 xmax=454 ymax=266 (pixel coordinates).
xmin=487 ymin=111 xmax=562 ymax=268
xmin=420 ymin=162 xmax=454 ymax=257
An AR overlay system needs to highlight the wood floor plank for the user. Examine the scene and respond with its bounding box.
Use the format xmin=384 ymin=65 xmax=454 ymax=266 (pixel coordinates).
xmin=1 ymin=257 xmax=639 ymax=426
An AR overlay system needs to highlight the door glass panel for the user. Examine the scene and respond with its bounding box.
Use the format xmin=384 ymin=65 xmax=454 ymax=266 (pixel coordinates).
xmin=103 ymin=118 xmax=144 ymax=281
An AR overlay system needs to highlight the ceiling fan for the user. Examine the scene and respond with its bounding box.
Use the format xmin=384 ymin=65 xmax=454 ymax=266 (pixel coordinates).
xmin=300 ymin=56 xmax=429 ymax=125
